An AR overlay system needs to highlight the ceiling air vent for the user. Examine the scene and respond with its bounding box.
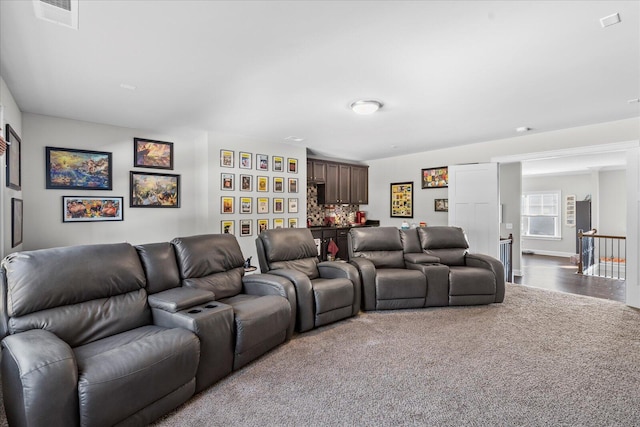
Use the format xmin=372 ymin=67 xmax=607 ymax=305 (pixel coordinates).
xmin=33 ymin=0 xmax=79 ymax=29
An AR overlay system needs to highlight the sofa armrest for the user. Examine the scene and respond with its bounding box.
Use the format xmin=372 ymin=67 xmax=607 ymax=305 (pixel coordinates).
xmin=348 ymin=258 xmax=377 ymax=311
xmin=148 ymin=287 xmax=215 ymax=313
xmin=466 ymin=253 xmax=505 ymax=302
xmin=267 ymin=269 xmax=315 ymax=333
xmin=243 ymin=273 xmax=297 ymax=339
xmin=317 ymin=261 xmax=361 ymax=316
xmin=404 ymin=253 xmax=440 ymax=265
xmin=1 ymin=329 xmax=78 ymax=427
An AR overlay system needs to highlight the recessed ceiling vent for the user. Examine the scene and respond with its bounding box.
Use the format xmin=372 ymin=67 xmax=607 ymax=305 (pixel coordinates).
xmin=33 ymin=0 xmax=79 ymax=29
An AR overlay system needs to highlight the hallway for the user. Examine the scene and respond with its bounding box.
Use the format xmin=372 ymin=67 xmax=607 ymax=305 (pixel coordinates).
xmin=514 ymin=254 xmax=626 ymax=303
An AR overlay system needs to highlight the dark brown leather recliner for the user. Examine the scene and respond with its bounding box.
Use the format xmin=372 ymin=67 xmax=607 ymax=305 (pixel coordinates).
xmin=255 ymin=228 xmax=361 ymax=332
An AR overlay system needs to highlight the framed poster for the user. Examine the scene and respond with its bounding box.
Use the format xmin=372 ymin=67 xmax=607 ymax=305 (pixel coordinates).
xmin=257 ymin=176 xmax=268 ymax=192
xmin=288 ymin=158 xmax=298 ymax=173
xmin=434 ymin=198 xmax=448 ymax=212
xmin=133 ymin=138 xmax=173 ymax=169
xmin=390 ymin=181 xmax=413 ymax=218
xmin=288 ymin=178 xmax=298 ymax=193
xmin=130 ymin=171 xmax=180 ymax=207
xmin=256 ymin=154 xmax=269 ymax=170
xmin=240 ymin=197 xmax=252 ymax=214
xmin=239 ymin=152 xmax=252 ymax=169
xmin=273 ymin=197 xmax=284 ymax=214
xmin=273 ymin=218 xmax=284 ymax=229
xmin=5 ymin=124 xmax=21 ymax=190
xmin=46 ymin=147 xmax=112 ymax=190
xmin=288 ymin=218 xmax=298 ymax=228
xmin=240 ymin=219 xmax=253 ymax=236
xmin=11 ymin=198 xmax=22 ymax=247
xmin=220 ymin=150 xmax=234 ymax=168
xmin=274 ymin=177 xmax=284 ymax=192
xmin=240 ymin=174 xmax=252 ymax=191
xmin=273 ymin=156 xmax=284 ymax=172
xmin=221 ymin=173 xmax=235 ymax=191
xmin=421 ymin=166 xmax=448 ymax=189
xmin=288 ymin=198 xmax=298 ymax=213
xmin=221 ymin=220 xmax=235 ymax=235
xmin=257 ymin=218 xmax=269 ymax=233
xmin=257 ymin=197 xmax=269 ymax=213
xmin=221 ymin=196 xmax=234 ymax=214
xmin=63 ymin=196 xmax=124 ymax=222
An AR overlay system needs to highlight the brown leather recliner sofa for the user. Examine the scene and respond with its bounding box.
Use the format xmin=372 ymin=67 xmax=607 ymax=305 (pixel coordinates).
xmin=348 ymin=226 xmax=505 ymax=311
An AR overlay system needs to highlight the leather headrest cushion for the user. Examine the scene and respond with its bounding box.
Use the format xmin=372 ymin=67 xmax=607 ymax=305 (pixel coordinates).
xmin=259 ymin=228 xmax=318 ymax=263
xmin=350 ymin=227 xmax=403 ymax=253
xmin=419 ymin=226 xmax=469 ymax=250
xmin=172 ymin=234 xmax=245 ymax=279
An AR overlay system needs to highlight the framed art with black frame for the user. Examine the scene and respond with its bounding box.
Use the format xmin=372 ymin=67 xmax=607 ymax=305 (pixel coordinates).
xmin=130 ymin=171 xmax=180 ymax=207
xmin=5 ymin=124 xmax=21 ymax=190
xmin=133 ymin=137 xmax=173 ymax=170
xmin=46 ymin=147 xmax=113 ymax=190
xmin=421 ymin=166 xmax=448 ymax=189
xmin=11 ymin=198 xmax=22 ymax=247
xmin=63 ymin=196 xmax=124 ymax=222
xmin=390 ymin=181 xmax=413 ymax=218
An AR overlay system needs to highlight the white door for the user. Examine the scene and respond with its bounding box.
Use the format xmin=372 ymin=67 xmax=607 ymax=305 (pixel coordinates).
xmin=626 ymin=147 xmax=640 ymax=308
xmin=448 ymin=163 xmax=500 ymax=258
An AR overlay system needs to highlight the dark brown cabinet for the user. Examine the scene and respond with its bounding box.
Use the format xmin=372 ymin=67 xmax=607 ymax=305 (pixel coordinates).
xmin=307 ymin=160 xmax=326 ymax=183
xmin=311 ymin=227 xmax=351 ymax=261
xmin=350 ymin=165 xmax=368 ymax=204
xmin=314 ymin=160 xmax=367 ymax=205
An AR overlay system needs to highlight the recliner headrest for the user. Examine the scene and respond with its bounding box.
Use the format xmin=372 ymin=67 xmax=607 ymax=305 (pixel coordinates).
xmin=258 ymin=228 xmax=318 ymax=263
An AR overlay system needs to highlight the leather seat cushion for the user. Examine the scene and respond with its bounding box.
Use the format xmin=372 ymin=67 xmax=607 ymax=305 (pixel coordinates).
xmin=311 ymin=277 xmax=355 ymax=314
xmin=74 ymin=325 xmax=199 ymax=427
xmin=449 ymin=266 xmax=496 ymax=295
xmin=375 ymin=268 xmax=427 ymax=300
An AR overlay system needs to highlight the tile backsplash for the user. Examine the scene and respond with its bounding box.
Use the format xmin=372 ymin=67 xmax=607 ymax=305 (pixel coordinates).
xmin=307 ymin=184 xmax=359 ymax=226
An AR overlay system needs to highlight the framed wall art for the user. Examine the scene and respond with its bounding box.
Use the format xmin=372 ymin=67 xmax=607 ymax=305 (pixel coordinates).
xmin=288 ymin=178 xmax=298 ymax=193
xmin=421 ymin=166 xmax=448 ymax=189
xmin=240 ymin=219 xmax=253 ymax=237
xmin=257 ymin=176 xmax=268 ymax=192
xmin=288 ymin=158 xmax=298 ymax=173
xmin=257 ymin=197 xmax=269 ymax=213
xmin=130 ymin=171 xmax=180 ymax=207
xmin=221 ymin=196 xmax=234 ymax=214
xmin=11 ymin=198 xmax=22 ymax=247
xmin=273 ymin=156 xmax=284 ymax=172
xmin=221 ymin=173 xmax=235 ymax=190
xmin=133 ymin=138 xmax=173 ymax=170
xmin=257 ymin=218 xmax=269 ymax=233
xmin=63 ymin=196 xmax=124 ymax=222
xmin=273 ymin=197 xmax=284 ymax=214
xmin=221 ymin=220 xmax=235 ymax=235
xmin=239 ymin=152 xmax=252 ymax=169
xmin=288 ymin=198 xmax=298 ymax=213
xmin=240 ymin=174 xmax=252 ymax=191
xmin=274 ymin=177 xmax=284 ymax=192
xmin=220 ymin=150 xmax=234 ymax=168
xmin=5 ymin=124 xmax=21 ymax=190
xmin=434 ymin=198 xmax=449 ymax=212
xmin=46 ymin=147 xmax=113 ymax=190
xmin=240 ymin=197 xmax=252 ymax=214
xmin=288 ymin=218 xmax=298 ymax=228
xmin=273 ymin=218 xmax=284 ymax=229
xmin=256 ymin=154 xmax=269 ymax=170
xmin=390 ymin=181 xmax=413 ymax=218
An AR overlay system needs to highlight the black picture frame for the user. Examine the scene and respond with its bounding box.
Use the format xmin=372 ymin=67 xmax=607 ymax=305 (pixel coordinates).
xmin=133 ymin=137 xmax=174 ymax=170
xmin=63 ymin=196 xmax=124 ymax=222
xmin=11 ymin=198 xmax=23 ymax=247
xmin=46 ymin=147 xmax=113 ymax=190
xmin=5 ymin=124 xmax=21 ymax=191
xmin=390 ymin=181 xmax=413 ymax=218
xmin=130 ymin=171 xmax=180 ymax=207
xmin=434 ymin=198 xmax=449 ymax=212
xmin=421 ymin=166 xmax=448 ymax=189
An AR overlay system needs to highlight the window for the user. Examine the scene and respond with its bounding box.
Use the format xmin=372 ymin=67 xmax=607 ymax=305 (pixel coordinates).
xmin=521 ymin=191 xmax=561 ymax=238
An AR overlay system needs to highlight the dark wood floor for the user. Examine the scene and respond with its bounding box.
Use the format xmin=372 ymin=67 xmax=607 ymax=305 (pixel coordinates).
xmin=514 ymin=254 xmax=626 ymax=303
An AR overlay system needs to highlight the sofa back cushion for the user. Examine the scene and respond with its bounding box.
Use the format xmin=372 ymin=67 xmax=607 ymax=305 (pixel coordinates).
xmin=136 ymin=242 xmax=181 ymax=294
xmin=2 ymin=243 xmax=149 ymax=347
xmin=419 ymin=226 xmax=469 ymax=266
xmin=401 ymin=228 xmax=422 ymax=253
xmin=349 ymin=227 xmax=405 ymax=268
xmin=257 ymin=228 xmax=319 ymax=279
xmin=172 ymin=234 xmax=245 ymax=299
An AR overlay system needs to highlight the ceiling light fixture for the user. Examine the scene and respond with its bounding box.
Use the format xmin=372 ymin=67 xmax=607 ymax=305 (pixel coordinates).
xmin=600 ymin=13 xmax=621 ymax=28
xmin=350 ymin=100 xmax=383 ymax=115
xmin=120 ymin=83 xmax=137 ymax=91
xmin=516 ymin=126 xmax=531 ymax=133
xmin=284 ymin=136 xmax=305 ymax=142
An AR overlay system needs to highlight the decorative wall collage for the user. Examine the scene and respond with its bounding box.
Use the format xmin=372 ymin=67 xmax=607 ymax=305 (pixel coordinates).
xmin=218 ymin=149 xmax=299 ymax=237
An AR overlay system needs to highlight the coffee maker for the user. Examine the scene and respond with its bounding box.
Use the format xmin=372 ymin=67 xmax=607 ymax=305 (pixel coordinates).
xmin=356 ymin=211 xmax=366 ymax=225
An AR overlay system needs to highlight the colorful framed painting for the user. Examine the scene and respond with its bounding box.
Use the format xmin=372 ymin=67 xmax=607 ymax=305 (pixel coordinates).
xmin=257 ymin=218 xmax=269 ymax=233
xmin=273 ymin=156 xmax=284 ymax=172
xmin=288 ymin=198 xmax=298 ymax=213
xmin=239 ymin=152 xmax=252 ymax=169
xmin=63 ymin=196 xmax=124 ymax=222
xmin=240 ymin=197 xmax=252 ymax=214
xmin=5 ymin=124 xmax=21 ymax=191
xmin=221 ymin=196 xmax=234 ymax=214
xmin=288 ymin=178 xmax=298 ymax=193
xmin=46 ymin=147 xmax=112 ymax=190
xmin=11 ymin=198 xmax=22 ymax=247
xmin=257 ymin=197 xmax=269 ymax=213
xmin=434 ymin=198 xmax=449 ymax=212
xmin=220 ymin=150 xmax=234 ymax=168
xmin=130 ymin=171 xmax=180 ymax=207
xmin=273 ymin=197 xmax=284 ymax=214
xmin=288 ymin=218 xmax=298 ymax=228
xmin=274 ymin=177 xmax=284 ymax=192
xmin=390 ymin=181 xmax=413 ymax=218
xmin=288 ymin=158 xmax=298 ymax=173
xmin=240 ymin=219 xmax=253 ymax=237
xmin=221 ymin=220 xmax=235 ymax=235
xmin=273 ymin=218 xmax=285 ymax=229
xmin=256 ymin=154 xmax=269 ymax=171
xmin=421 ymin=166 xmax=448 ymax=189
xmin=221 ymin=173 xmax=235 ymax=191
xmin=133 ymin=138 xmax=173 ymax=170
xmin=257 ymin=176 xmax=269 ymax=192
xmin=240 ymin=174 xmax=252 ymax=191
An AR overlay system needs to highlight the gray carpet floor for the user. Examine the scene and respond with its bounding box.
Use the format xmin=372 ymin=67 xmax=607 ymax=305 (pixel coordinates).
xmin=3 ymin=284 xmax=640 ymax=426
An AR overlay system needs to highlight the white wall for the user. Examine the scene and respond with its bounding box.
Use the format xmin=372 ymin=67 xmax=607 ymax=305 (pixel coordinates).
xmin=599 ymin=169 xmax=626 ymax=236
xmin=499 ymin=162 xmax=522 ymax=274
xmin=0 ymin=76 xmax=23 ymax=258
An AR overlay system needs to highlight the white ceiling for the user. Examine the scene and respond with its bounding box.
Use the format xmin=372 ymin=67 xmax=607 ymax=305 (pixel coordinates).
xmin=1 ymin=1 xmax=639 ymax=167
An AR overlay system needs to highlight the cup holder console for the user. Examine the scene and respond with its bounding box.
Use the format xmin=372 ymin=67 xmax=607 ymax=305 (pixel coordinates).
xmin=204 ymin=304 xmax=217 ymax=309
xmin=188 ymin=309 xmax=202 ymax=314
xmin=185 ymin=302 xmax=221 ymax=316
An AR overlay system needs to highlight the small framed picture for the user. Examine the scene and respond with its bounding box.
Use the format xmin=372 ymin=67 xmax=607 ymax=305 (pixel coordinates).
xmin=220 ymin=150 xmax=234 ymax=168
xmin=257 ymin=218 xmax=269 ymax=233
xmin=221 ymin=220 xmax=235 ymax=235
xmin=239 ymin=152 xmax=252 ymax=169
xmin=288 ymin=218 xmax=298 ymax=228
xmin=221 ymin=196 xmax=234 ymax=214
xmin=288 ymin=178 xmax=298 ymax=193
xmin=11 ymin=198 xmax=23 ymax=247
xmin=221 ymin=173 xmax=235 ymax=191
xmin=273 ymin=218 xmax=285 ymax=229
xmin=6 ymin=124 xmax=22 ymax=191
xmin=273 ymin=156 xmax=284 ymax=172
xmin=130 ymin=171 xmax=180 ymax=208
xmin=240 ymin=219 xmax=253 ymax=237
xmin=134 ymin=138 xmax=173 ymax=170
xmin=256 ymin=154 xmax=269 ymax=171
xmin=434 ymin=198 xmax=449 ymax=212
xmin=288 ymin=158 xmax=298 ymax=173
xmin=240 ymin=197 xmax=252 ymax=214
xmin=63 ymin=196 xmax=124 ymax=222
xmin=257 ymin=176 xmax=269 ymax=192
xmin=273 ymin=177 xmax=284 ymax=192
xmin=257 ymin=197 xmax=269 ymax=213
xmin=288 ymin=198 xmax=298 ymax=213
xmin=273 ymin=197 xmax=284 ymax=214
xmin=240 ymin=174 xmax=252 ymax=191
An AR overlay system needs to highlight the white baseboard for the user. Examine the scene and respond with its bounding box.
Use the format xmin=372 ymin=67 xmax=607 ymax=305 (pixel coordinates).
xmin=521 ymin=249 xmax=574 ymax=258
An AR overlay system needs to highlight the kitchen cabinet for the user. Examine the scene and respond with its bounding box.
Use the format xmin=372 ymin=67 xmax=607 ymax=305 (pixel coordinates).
xmin=350 ymin=165 xmax=368 ymax=204
xmin=311 ymin=158 xmax=368 ymax=205
xmin=307 ymin=160 xmax=326 ymax=183
xmin=311 ymin=227 xmax=351 ymax=261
